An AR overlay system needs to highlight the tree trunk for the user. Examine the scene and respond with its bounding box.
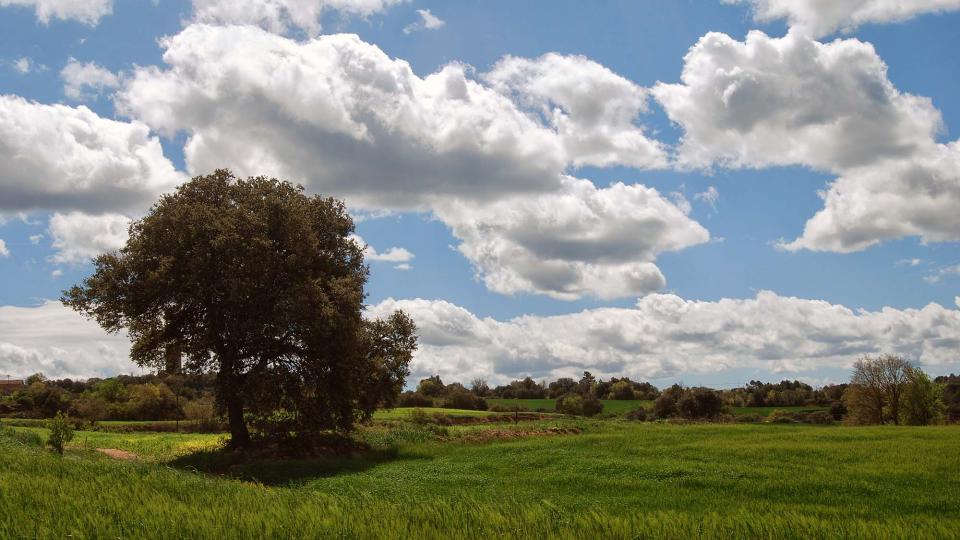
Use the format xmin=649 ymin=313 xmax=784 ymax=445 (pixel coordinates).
xmin=226 ymin=394 xmax=250 ymax=447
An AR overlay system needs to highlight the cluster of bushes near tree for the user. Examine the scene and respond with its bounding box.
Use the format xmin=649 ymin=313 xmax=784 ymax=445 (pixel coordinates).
xmin=0 ymin=372 xmax=218 ymax=427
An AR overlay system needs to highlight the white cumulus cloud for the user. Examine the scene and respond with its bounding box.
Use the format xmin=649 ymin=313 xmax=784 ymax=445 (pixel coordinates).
xmin=436 ymin=177 xmax=709 ymax=300
xmin=403 ymin=8 xmax=444 ymax=34
xmin=48 ymin=211 xmax=131 ymax=265
xmin=368 ymin=292 xmax=960 ymax=385
xmin=0 ymin=301 xmax=134 ymax=380
xmin=116 ymin=25 xmax=694 ymax=299
xmin=0 ymin=95 xmax=184 ymax=215
xmin=727 ymin=0 xmax=960 ymax=38
xmin=0 ymin=239 xmax=9 ymax=257
xmin=61 ymin=58 xmax=120 ymax=101
xmin=0 ymin=0 xmax=113 ymax=25
xmin=485 ymin=53 xmax=667 ymax=169
xmin=654 ymin=30 xmax=960 ymax=252
xmin=190 ymin=0 xmax=405 ymax=36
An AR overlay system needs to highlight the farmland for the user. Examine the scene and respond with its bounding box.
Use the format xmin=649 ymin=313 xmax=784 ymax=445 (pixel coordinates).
xmin=2 ymin=415 xmax=958 ymax=539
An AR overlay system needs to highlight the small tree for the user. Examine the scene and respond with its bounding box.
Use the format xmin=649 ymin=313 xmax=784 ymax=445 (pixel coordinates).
xmin=47 ymin=411 xmax=75 ymax=455
xmin=470 ymin=378 xmax=490 ymax=397
xmin=848 ymin=354 xmax=912 ymax=424
xmin=901 ymin=368 xmax=942 ymax=425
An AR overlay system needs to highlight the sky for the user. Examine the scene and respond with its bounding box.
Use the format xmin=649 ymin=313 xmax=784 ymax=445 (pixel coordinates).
xmin=0 ymin=0 xmax=959 ymax=389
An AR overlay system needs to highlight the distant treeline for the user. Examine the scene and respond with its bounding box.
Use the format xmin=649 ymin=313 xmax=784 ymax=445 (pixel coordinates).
xmin=3 ymin=361 xmax=958 ymax=425
xmin=0 ymin=373 xmax=216 ymax=425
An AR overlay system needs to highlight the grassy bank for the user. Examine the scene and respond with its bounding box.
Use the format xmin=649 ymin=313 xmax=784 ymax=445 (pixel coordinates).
xmin=2 ymin=420 xmax=958 ymax=539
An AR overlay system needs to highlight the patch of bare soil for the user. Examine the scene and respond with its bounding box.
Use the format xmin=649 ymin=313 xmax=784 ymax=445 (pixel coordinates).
xmin=96 ymin=448 xmax=138 ymax=460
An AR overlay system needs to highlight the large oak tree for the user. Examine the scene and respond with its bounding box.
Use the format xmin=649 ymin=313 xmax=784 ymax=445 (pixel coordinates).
xmin=63 ymin=170 xmax=416 ymax=446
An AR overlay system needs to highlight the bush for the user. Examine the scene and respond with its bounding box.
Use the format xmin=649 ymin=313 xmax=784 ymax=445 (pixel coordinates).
xmin=47 ymin=411 xmax=75 ymax=455
xmin=829 ymin=400 xmax=847 ymax=420
xmin=624 ymin=407 xmax=648 ymax=421
xmin=652 ymin=393 xmax=678 ymax=419
xmin=735 ymin=414 xmax=763 ymax=423
xmin=397 ymin=392 xmax=434 ymax=408
xmin=557 ymin=393 xmax=603 ymax=417
xmin=431 ymin=413 xmax=454 ymax=426
xmin=803 ymin=411 xmax=835 ymax=425
xmin=409 ymin=408 xmax=430 ymax=425
xmin=677 ymin=388 xmax=724 ymax=420
xmin=441 ymin=388 xmax=488 ymax=411
xmin=766 ymin=410 xmax=797 ymax=424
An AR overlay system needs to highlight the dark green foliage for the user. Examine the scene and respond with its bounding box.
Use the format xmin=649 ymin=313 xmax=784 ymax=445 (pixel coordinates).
xmin=492 ymin=377 xmax=547 ymax=399
xmin=677 ymin=388 xmax=725 ymax=420
xmin=901 ymin=368 xmax=942 ymax=425
xmin=397 ymin=392 xmax=433 ymax=408
xmin=935 ymin=374 xmax=960 ymax=423
xmin=829 ymin=400 xmax=847 ymax=420
xmin=416 ymin=376 xmax=445 ymax=397
xmin=441 ymin=388 xmax=488 ymax=411
xmin=61 ymin=171 xmax=416 ymax=446
xmin=653 ymin=385 xmax=724 ymax=420
xmin=556 ymin=393 xmax=603 ymax=417
xmin=47 ymin=412 xmax=74 ymax=455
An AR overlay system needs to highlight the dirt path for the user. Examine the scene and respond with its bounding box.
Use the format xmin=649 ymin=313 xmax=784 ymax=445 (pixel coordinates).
xmin=96 ymin=448 xmax=138 ymax=460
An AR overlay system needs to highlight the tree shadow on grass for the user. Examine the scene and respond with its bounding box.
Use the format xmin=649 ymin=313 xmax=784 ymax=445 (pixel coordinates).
xmin=169 ymin=443 xmax=425 ymax=486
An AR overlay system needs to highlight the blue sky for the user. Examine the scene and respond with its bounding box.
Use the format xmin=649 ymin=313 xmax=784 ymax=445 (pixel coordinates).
xmin=1 ymin=0 xmax=959 ymax=386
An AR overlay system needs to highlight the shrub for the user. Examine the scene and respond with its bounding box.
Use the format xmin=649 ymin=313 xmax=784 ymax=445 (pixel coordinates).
xmin=397 ymin=392 xmax=434 ymax=408
xmin=47 ymin=411 xmax=75 ymax=455
xmin=653 ymin=393 xmax=678 ymax=419
xmin=829 ymin=400 xmax=847 ymax=420
xmin=557 ymin=393 xmax=603 ymax=417
xmin=431 ymin=413 xmax=454 ymax=426
xmin=735 ymin=414 xmax=763 ymax=423
xmin=557 ymin=394 xmax=584 ymax=415
xmin=624 ymin=407 xmax=647 ymax=421
xmin=677 ymin=387 xmax=725 ymax=420
xmin=409 ymin=408 xmax=430 ymax=425
xmin=803 ymin=411 xmax=835 ymax=425
xmin=581 ymin=395 xmax=603 ymax=417
xmin=441 ymin=388 xmax=488 ymax=411
xmin=766 ymin=410 xmax=797 ymax=424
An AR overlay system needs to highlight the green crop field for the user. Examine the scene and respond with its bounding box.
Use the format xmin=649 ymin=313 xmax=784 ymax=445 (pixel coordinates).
xmin=2 ymin=419 xmax=958 ymax=539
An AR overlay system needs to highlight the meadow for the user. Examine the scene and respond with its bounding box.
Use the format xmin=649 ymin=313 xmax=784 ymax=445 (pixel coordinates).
xmin=2 ymin=414 xmax=959 ymax=539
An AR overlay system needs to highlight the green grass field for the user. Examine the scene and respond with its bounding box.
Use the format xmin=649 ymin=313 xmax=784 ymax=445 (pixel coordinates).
xmin=2 ymin=419 xmax=958 ymax=539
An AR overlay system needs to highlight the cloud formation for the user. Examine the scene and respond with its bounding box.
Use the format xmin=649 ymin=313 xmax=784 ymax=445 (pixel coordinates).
xmin=0 ymin=301 xmax=134 ymax=380
xmin=727 ymin=0 xmax=960 ymax=38
xmin=0 ymin=95 xmax=184 ymax=215
xmin=436 ymin=177 xmax=709 ymax=299
xmin=61 ymin=58 xmax=120 ymax=100
xmin=8 ymin=291 xmax=958 ymax=383
xmin=0 ymin=0 xmax=112 ymax=25
xmin=116 ymin=25 xmax=698 ymax=299
xmin=190 ymin=0 xmax=405 ymax=35
xmin=654 ymin=30 xmax=960 ymax=252
xmin=48 ymin=211 xmax=130 ymax=265
xmin=0 ymin=239 xmax=9 ymax=257
xmin=373 ymin=291 xmax=960 ymax=385
xmin=485 ymin=53 xmax=667 ymax=169
xmin=403 ymin=8 xmax=444 ymax=34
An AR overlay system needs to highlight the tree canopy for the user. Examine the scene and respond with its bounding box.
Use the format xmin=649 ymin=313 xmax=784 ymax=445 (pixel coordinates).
xmin=63 ymin=170 xmax=417 ymax=446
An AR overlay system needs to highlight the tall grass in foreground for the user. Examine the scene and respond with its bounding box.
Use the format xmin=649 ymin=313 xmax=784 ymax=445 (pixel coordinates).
xmin=1 ymin=423 xmax=959 ymax=539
